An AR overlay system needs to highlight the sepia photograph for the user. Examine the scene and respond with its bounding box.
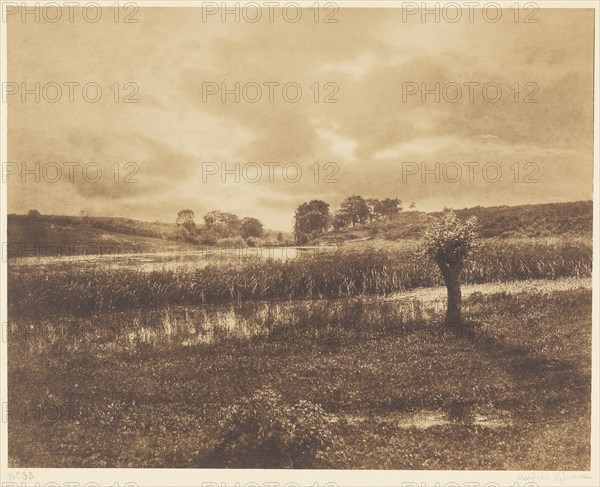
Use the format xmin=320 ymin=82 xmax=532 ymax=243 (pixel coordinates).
xmin=0 ymin=1 xmax=598 ymax=485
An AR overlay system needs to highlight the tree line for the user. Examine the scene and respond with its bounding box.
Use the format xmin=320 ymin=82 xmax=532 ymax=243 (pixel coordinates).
xmin=294 ymin=195 xmax=415 ymax=244
xmin=175 ymin=209 xmax=284 ymax=246
xmin=176 ymin=195 xmax=416 ymax=246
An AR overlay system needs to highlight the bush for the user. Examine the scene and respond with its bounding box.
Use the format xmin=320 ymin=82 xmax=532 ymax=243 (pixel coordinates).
xmin=199 ymin=231 xmax=218 ymax=246
xmin=217 ymin=236 xmax=247 ymax=249
xmin=212 ymin=387 xmax=336 ymax=468
xmin=245 ymin=236 xmax=263 ymax=247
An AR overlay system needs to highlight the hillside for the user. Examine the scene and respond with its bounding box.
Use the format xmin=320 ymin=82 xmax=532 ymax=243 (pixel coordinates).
xmin=6 ymin=214 xmax=195 ymax=255
xmin=6 ymin=201 xmax=593 ymax=256
xmin=312 ymin=200 xmax=593 ymax=245
xmin=6 ymin=213 xmax=292 ymax=255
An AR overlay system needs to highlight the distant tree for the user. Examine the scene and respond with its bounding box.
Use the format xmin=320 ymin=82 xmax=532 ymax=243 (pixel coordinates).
xmin=422 ymin=211 xmax=478 ymax=325
xmin=240 ymin=217 xmax=264 ymax=239
xmin=176 ymin=209 xmax=197 ymax=235
xmin=376 ymin=198 xmax=402 ymax=219
xmin=365 ymin=198 xmax=380 ymax=222
xmin=277 ymin=232 xmax=284 ymax=243
xmin=27 ymin=209 xmax=41 ymax=219
xmin=203 ymin=210 xmax=241 ymax=237
xmin=409 ymin=202 xmax=416 ymax=209
xmin=203 ymin=210 xmax=222 ymax=228
xmin=294 ymin=200 xmax=330 ymax=244
xmin=331 ymin=211 xmax=351 ymax=230
xmin=339 ymin=195 xmax=370 ymax=226
xmin=222 ymin=212 xmax=241 ymax=236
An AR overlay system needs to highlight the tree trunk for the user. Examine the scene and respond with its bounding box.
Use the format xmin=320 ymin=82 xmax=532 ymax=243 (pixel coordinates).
xmin=437 ymin=259 xmax=462 ymax=325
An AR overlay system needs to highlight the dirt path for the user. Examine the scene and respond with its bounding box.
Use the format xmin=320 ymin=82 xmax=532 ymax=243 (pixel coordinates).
xmin=385 ymin=277 xmax=591 ymax=304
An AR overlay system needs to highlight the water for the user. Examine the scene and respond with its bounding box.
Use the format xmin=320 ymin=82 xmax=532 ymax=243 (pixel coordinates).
xmin=343 ymin=410 xmax=511 ymax=429
xmin=8 ymin=245 xmax=337 ymax=273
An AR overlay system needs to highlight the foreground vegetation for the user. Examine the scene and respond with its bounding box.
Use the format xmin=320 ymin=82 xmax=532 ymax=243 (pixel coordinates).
xmin=8 ymin=285 xmax=591 ymax=468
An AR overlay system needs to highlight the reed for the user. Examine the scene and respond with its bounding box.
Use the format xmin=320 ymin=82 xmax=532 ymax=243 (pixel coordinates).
xmin=8 ymin=240 xmax=592 ymax=316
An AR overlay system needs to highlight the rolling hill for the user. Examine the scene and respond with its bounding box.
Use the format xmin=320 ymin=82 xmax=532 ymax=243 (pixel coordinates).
xmin=313 ymin=200 xmax=593 ymax=244
xmin=6 ymin=200 xmax=593 ymax=255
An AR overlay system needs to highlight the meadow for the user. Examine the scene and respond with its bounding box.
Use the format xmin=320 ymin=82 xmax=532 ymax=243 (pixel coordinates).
xmin=6 ymin=229 xmax=594 ymax=469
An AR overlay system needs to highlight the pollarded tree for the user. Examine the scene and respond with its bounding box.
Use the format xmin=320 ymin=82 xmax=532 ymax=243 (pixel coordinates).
xmin=422 ymin=211 xmax=478 ymax=325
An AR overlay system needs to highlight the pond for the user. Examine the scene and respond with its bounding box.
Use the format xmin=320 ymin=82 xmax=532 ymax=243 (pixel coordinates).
xmin=7 ymin=245 xmax=339 ymax=273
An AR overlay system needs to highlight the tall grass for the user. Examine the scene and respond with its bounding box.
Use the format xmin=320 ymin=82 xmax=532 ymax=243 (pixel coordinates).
xmin=9 ymin=297 xmax=438 ymax=356
xmin=8 ymin=240 xmax=592 ymax=316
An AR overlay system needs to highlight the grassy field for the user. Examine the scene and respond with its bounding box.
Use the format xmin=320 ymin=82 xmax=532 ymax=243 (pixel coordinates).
xmin=8 ymin=282 xmax=592 ymax=469
xmin=6 ymin=202 xmax=594 ymax=469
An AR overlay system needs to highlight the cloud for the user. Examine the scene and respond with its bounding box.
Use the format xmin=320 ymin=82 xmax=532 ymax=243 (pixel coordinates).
xmin=7 ymin=7 xmax=594 ymax=230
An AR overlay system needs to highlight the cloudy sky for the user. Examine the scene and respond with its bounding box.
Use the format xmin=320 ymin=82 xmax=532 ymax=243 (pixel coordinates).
xmin=7 ymin=6 xmax=594 ymax=230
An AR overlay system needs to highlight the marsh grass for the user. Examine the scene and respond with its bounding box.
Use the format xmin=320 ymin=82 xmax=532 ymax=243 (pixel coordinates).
xmin=9 ymin=297 xmax=441 ymax=357
xmin=9 ymin=239 xmax=592 ymax=316
xmin=8 ymin=287 xmax=592 ymax=469
xmin=9 ymin=277 xmax=590 ymax=359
